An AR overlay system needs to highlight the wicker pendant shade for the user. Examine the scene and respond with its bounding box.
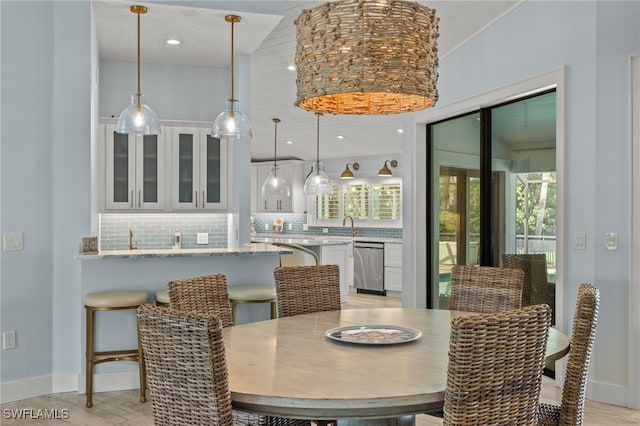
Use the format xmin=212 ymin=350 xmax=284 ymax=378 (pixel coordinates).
xmin=294 ymin=0 xmax=439 ymax=115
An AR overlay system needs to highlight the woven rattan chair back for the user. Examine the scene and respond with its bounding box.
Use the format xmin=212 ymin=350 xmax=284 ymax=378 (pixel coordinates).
xmin=137 ymin=304 xmax=310 ymax=426
xmin=444 ymin=304 xmax=552 ymax=426
xmin=137 ymin=304 xmax=235 ymax=425
xmin=274 ymin=264 xmax=341 ymax=318
xmin=503 ymin=253 xmax=550 ymax=307
xmin=449 ymin=265 xmax=524 ymax=313
xmin=538 ymin=283 xmax=599 ymax=426
xmin=168 ymin=273 xmax=233 ymax=328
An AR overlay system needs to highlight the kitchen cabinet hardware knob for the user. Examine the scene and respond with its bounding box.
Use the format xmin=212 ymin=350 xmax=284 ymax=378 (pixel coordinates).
xmin=202 ymin=190 xmax=205 ymax=208
xmin=138 ymin=190 xmax=141 ymax=208
xmin=130 ymin=190 xmax=134 ymax=208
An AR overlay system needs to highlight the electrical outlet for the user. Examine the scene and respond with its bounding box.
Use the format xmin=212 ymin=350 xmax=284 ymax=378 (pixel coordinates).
xmin=3 ymin=331 xmax=16 ymax=350
xmin=323 ymin=228 xmax=329 ymax=234
xmin=288 ymin=223 xmax=293 ymax=231
xmin=196 ymin=233 xmax=209 ymax=245
xmin=303 ymin=224 xmax=309 ymax=231
xmin=3 ymin=233 xmax=23 ymax=251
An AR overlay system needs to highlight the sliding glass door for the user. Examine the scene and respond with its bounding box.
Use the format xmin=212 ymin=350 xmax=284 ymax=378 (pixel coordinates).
xmin=427 ymin=90 xmax=557 ymax=315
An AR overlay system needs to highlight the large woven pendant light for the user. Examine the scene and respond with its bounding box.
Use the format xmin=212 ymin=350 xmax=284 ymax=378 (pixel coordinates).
xmin=116 ymin=5 xmax=161 ymax=135
xmin=261 ymin=118 xmax=291 ymax=198
xmin=212 ymin=15 xmax=252 ymax=139
xmin=295 ymin=0 xmax=439 ymax=115
xmin=304 ymin=113 xmax=333 ymax=195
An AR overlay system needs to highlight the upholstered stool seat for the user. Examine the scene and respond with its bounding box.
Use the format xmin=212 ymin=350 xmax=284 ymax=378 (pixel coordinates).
xmin=84 ymin=290 xmax=148 ymax=408
xmin=228 ymin=285 xmax=277 ymax=325
xmin=154 ymin=289 xmax=169 ymax=307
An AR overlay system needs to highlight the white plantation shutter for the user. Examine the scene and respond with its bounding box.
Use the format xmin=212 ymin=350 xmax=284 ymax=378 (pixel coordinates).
xmin=373 ymin=183 xmax=401 ymax=220
xmin=344 ymin=183 xmax=369 ymax=219
xmin=314 ymin=185 xmax=340 ymax=219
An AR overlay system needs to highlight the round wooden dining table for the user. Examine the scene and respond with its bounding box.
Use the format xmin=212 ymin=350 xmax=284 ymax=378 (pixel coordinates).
xmin=222 ymin=308 xmax=569 ymax=425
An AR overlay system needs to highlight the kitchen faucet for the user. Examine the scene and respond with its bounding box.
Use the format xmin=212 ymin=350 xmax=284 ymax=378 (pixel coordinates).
xmin=342 ymin=215 xmax=356 ymax=238
xmin=129 ymin=227 xmax=138 ymax=250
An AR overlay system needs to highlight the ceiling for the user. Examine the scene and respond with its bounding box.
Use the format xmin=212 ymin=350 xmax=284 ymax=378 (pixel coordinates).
xmin=93 ymin=0 xmax=553 ymax=162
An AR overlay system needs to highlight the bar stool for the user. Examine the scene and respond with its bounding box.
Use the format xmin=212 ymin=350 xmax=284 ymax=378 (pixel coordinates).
xmin=154 ymin=289 xmax=169 ymax=307
xmin=84 ymin=290 xmax=148 ymax=408
xmin=228 ymin=285 xmax=277 ymax=325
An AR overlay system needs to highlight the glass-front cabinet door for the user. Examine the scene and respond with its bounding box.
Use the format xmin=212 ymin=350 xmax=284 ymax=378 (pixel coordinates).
xmin=171 ymin=127 xmax=227 ymax=210
xmin=104 ymin=123 xmax=164 ymax=210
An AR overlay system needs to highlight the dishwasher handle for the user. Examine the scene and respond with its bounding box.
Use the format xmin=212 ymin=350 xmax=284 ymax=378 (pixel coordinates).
xmin=354 ymin=242 xmax=385 ymax=249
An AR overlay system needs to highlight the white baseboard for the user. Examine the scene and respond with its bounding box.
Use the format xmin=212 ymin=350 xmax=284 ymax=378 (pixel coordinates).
xmin=2 ymin=371 xmax=142 ymax=404
xmin=589 ymin=379 xmax=628 ymax=407
xmin=76 ymin=370 xmax=142 ymax=395
xmin=1 ymin=375 xmax=52 ymax=404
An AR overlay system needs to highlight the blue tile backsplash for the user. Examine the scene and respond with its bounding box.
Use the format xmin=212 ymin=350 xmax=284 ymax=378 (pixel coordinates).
xmin=99 ymin=212 xmax=401 ymax=251
xmin=99 ymin=214 xmax=229 ymax=250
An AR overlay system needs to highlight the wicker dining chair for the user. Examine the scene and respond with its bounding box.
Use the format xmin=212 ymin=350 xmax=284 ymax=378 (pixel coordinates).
xmin=537 ymin=283 xmax=600 ymax=426
xmin=274 ymin=264 xmax=341 ymax=318
xmin=168 ymin=273 xmax=234 ymax=328
xmin=449 ymin=264 xmax=524 ymax=313
xmin=503 ymin=253 xmax=551 ymax=307
xmin=137 ymin=304 xmax=310 ymax=426
xmin=443 ymin=304 xmax=552 ymax=425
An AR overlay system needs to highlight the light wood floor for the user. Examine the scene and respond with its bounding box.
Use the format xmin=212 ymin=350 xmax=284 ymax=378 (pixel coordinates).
xmin=2 ymin=293 xmax=638 ymax=425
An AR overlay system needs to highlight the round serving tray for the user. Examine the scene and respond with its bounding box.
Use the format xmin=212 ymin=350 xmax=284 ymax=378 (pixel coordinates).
xmin=325 ymin=325 xmax=422 ymax=345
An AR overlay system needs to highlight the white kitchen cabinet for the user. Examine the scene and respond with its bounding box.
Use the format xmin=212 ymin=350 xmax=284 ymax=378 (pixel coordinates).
xmin=103 ymin=123 xmax=165 ymax=210
xmin=251 ymin=160 xmax=305 ymax=213
xmin=170 ymin=126 xmax=228 ymax=210
xmin=314 ymin=243 xmax=351 ymax=303
xmin=384 ymin=242 xmax=403 ymax=293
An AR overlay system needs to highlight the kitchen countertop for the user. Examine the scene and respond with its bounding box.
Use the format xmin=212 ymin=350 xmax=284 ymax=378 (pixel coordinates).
xmin=76 ymin=243 xmax=291 ymax=260
xmin=253 ymin=233 xmax=402 ymax=245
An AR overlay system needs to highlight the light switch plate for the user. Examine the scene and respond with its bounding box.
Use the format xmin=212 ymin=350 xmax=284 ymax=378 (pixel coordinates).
xmin=3 ymin=233 xmax=23 ymax=251
xmin=574 ymin=232 xmax=586 ymax=250
xmin=605 ymin=232 xmax=618 ymax=250
xmin=196 ymin=233 xmax=209 ymax=245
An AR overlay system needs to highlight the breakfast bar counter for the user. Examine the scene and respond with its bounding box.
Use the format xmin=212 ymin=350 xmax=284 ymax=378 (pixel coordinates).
xmin=76 ymin=242 xmax=288 ymax=395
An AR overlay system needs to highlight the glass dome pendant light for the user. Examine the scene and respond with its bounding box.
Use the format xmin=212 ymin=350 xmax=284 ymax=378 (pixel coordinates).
xmin=304 ymin=112 xmax=333 ymax=195
xmin=212 ymin=15 xmax=252 ymax=140
xmin=116 ymin=5 xmax=161 ymax=136
xmin=261 ymin=118 xmax=290 ymax=198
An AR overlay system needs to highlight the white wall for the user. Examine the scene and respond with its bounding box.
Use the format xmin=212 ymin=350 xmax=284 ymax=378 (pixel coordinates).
xmin=407 ymin=0 xmax=640 ymax=406
xmin=99 ymin=61 xmax=228 ymax=122
xmin=1 ymin=1 xmax=92 ymax=398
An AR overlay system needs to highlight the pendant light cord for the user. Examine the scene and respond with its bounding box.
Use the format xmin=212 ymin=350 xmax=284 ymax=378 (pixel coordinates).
xmin=316 ymin=112 xmax=322 ymax=173
xmin=230 ymin=19 xmax=235 ymax=101
xmin=136 ymin=10 xmax=141 ymax=98
xmin=273 ymin=118 xmax=280 ymax=168
xmin=130 ymin=5 xmax=148 ymax=110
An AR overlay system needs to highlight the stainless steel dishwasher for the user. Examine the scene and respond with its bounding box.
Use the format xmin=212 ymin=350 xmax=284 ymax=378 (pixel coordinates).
xmin=353 ymin=241 xmax=385 ymax=295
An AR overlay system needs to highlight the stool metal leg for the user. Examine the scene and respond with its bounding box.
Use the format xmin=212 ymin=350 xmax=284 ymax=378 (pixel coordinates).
xmin=85 ymin=306 xmax=95 ymax=408
xmin=270 ymin=300 xmax=278 ymax=319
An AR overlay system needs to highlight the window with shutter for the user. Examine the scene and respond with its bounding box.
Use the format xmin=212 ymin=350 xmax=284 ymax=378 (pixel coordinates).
xmin=373 ymin=183 xmax=401 ymax=220
xmin=313 ymin=185 xmax=340 ymax=220
xmin=344 ymin=183 xmax=369 ymax=219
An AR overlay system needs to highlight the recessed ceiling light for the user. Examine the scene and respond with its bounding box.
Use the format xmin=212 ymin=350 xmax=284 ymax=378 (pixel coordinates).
xmin=286 ymin=140 xmax=293 ymax=144
xmin=397 ymin=128 xmax=404 ymax=133
xmin=336 ymin=135 xmax=345 ymax=139
xmin=287 ymin=65 xmax=296 ymax=71
xmin=166 ymin=39 xmax=181 ymax=45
